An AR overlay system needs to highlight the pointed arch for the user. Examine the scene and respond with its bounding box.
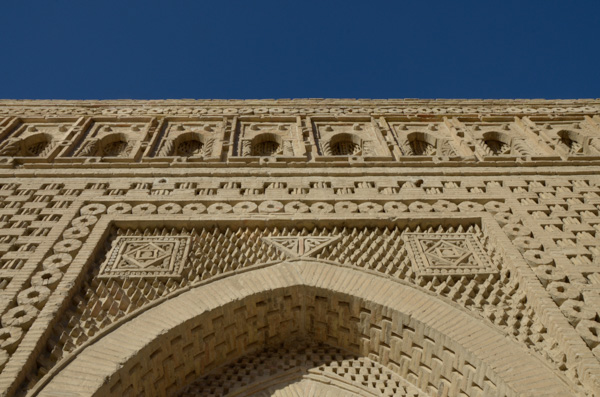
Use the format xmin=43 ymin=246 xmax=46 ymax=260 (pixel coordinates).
xmin=36 ymin=262 xmax=572 ymax=397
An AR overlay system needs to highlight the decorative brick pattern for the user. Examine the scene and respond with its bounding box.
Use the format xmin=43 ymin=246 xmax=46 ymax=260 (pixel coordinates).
xmin=99 ymin=236 xmax=191 ymax=279
xmin=0 ymin=100 xmax=597 ymax=396
xmin=180 ymin=341 xmax=426 ymax=397
xmin=403 ymin=232 xmax=496 ymax=276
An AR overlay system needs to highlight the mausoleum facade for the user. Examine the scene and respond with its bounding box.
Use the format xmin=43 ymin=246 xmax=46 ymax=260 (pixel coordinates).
xmin=0 ymin=99 xmax=598 ymax=396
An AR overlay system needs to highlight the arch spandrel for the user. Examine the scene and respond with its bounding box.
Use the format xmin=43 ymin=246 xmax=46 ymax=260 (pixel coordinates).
xmin=37 ymin=262 xmax=571 ymax=397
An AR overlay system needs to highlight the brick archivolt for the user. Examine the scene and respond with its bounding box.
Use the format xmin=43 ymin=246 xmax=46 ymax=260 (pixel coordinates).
xmin=33 ymin=262 xmax=571 ymax=397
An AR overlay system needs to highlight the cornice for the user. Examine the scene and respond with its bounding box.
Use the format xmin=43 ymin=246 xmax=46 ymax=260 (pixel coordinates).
xmin=0 ymin=98 xmax=599 ymax=118
xmin=0 ymin=98 xmax=599 ymax=106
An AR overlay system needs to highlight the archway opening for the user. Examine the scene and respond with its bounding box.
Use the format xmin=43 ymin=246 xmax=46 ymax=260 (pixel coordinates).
xmin=35 ymin=262 xmax=572 ymax=397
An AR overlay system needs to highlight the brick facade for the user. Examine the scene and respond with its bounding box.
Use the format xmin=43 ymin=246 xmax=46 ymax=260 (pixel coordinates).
xmin=0 ymin=99 xmax=598 ymax=396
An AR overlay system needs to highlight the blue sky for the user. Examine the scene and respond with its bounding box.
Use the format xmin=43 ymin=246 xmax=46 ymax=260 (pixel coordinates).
xmin=1 ymin=1 xmax=598 ymax=100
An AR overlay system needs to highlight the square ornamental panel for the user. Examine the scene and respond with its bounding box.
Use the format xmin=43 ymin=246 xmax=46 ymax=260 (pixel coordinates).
xmin=99 ymin=236 xmax=191 ymax=279
xmin=403 ymin=232 xmax=497 ymax=277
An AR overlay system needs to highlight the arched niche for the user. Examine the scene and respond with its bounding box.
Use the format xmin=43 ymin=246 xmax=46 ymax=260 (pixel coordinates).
xmin=405 ymin=132 xmax=437 ymax=155
xmin=481 ymin=131 xmax=511 ymax=155
xmin=172 ymin=131 xmax=205 ymax=157
xmin=20 ymin=133 xmax=53 ymax=157
xmin=99 ymin=133 xmax=131 ymax=157
xmin=329 ymin=133 xmax=362 ymax=156
xmin=251 ymin=133 xmax=283 ymax=156
xmin=556 ymin=129 xmax=583 ymax=154
xmin=34 ymin=262 xmax=573 ymax=397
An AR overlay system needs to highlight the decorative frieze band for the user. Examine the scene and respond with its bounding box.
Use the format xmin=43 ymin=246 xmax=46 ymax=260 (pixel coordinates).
xmin=0 ymin=107 xmax=599 ymax=165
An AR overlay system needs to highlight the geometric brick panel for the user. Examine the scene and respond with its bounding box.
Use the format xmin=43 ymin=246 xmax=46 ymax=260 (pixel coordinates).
xmin=403 ymin=232 xmax=497 ymax=277
xmin=99 ymin=236 xmax=191 ymax=279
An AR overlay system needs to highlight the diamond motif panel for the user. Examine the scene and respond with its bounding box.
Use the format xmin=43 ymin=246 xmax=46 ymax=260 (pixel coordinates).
xmin=99 ymin=236 xmax=191 ymax=279
xmin=403 ymin=232 xmax=496 ymax=276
